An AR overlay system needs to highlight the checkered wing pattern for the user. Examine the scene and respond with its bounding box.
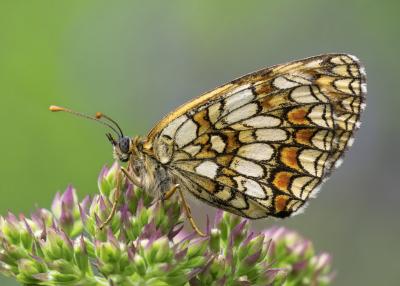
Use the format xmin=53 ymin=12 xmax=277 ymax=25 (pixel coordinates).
xmin=144 ymin=54 xmax=366 ymax=218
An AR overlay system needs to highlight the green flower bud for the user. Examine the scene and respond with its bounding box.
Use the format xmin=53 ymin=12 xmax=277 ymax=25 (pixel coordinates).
xmin=0 ymin=215 xmax=21 ymax=245
xmin=74 ymin=236 xmax=92 ymax=275
xmin=153 ymin=237 xmax=171 ymax=263
xmin=98 ymin=163 xmax=120 ymax=197
xmin=48 ymin=259 xmax=82 ymax=283
xmin=209 ymin=228 xmax=220 ymax=253
xmin=41 ymin=228 xmax=74 ymax=262
xmin=96 ymin=241 xmax=121 ymax=266
xmin=133 ymin=254 xmax=146 ymax=276
xmin=186 ymin=239 xmax=208 ymax=259
xmin=16 ymin=258 xmax=47 ymax=285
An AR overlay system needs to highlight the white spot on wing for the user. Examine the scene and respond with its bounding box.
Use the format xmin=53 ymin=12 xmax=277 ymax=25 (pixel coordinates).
xmin=230 ymin=157 xmax=264 ymax=178
xmin=160 ymin=115 xmax=188 ymax=138
xmin=195 ymin=161 xmax=219 ymax=179
xmin=245 ymin=181 xmax=265 ymax=198
xmin=298 ymin=149 xmax=324 ymax=176
xmin=290 ymin=86 xmax=317 ymax=103
xmin=241 ymin=115 xmax=281 ymax=128
xmin=175 ymin=119 xmax=198 ymax=147
xmin=286 ymin=73 xmax=312 ymax=85
xmin=238 ymin=143 xmax=274 ymax=161
xmin=183 ymin=145 xmax=201 ymax=156
xmin=311 ymin=86 xmax=329 ymax=103
xmin=304 ymin=59 xmax=323 ymax=68
xmin=255 ymin=128 xmax=288 ymax=141
xmin=210 ymin=135 xmax=225 ymax=153
xmin=311 ymin=130 xmax=329 ymax=150
xmin=331 ymin=56 xmax=345 ymax=65
xmin=208 ymin=103 xmax=221 ymax=124
xmin=308 ymin=104 xmax=333 ymax=128
xmin=225 ymin=84 xmax=251 ymax=96
xmin=273 ymin=76 xmax=300 ymax=89
xmin=233 ymin=176 xmax=266 ymax=198
xmin=291 ymin=176 xmax=314 ymax=199
xmin=222 ymin=88 xmax=254 ymax=116
xmin=222 ymin=103 xmax=258 ymax=126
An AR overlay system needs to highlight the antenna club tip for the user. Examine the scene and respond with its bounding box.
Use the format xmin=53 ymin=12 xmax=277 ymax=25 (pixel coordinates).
xmin=49 ymin=105 xmax=65 ymax=112
xmin=95 ymin=112 xmax=103 ymax=119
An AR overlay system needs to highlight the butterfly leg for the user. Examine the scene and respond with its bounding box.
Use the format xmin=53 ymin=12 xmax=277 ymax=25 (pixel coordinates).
xmin=99 ymin=169 xmax=122 ymax=230
xmin=99 ymin=166 xmax=142 ymax=230
xmin=164 ymin=184 xmax=206 ymax=237
xmin=162 ymin=184 xmax=178 ymax=201
xmin=120 ymin=166 xmax=142 ymax=187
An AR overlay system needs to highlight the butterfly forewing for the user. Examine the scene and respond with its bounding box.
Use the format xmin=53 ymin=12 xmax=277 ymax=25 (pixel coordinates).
xmin=145 ymin=54 xmax=366 ymax=219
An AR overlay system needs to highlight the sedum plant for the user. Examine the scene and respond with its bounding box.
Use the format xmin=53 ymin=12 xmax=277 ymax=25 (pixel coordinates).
xmin=0 ymin=163 xmax=334 ymax=286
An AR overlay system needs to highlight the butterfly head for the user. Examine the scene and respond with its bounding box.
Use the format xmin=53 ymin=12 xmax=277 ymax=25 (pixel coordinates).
xmin=106 ymin=133 xmax=131 ymax=162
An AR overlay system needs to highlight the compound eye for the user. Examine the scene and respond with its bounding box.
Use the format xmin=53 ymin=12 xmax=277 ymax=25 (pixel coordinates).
xmin=119 ymin=137 xmax=130 ymax=154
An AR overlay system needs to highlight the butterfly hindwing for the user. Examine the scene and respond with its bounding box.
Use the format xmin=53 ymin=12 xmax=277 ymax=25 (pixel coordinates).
xmin=145 ymin=54 xmax=366 ymax=218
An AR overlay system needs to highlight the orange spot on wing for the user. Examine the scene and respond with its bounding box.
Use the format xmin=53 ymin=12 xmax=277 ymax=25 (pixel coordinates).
xmin=217 ymin=175 xmax=235 ymax=187
xmin=193 ymin=109 xmax=211 ymax=135
xmin=225 ymin=132 xmax=240 ymax=153
xmin=194 ymin=134 xmax=209 ymax=145
xmin=260 ymin=94 xmax=287 ymax=110
xmin=280 ymin=147 xmax=301 ymax=170
xmin=315 ymin=76 xmax=335 ymax=89
xmin=217 ymin=155 xmax=234 ymax=166
xmin=221 ymin=167 xmax=237 ymax=176
xmin=275 ymin=195 xmax=289 ymax=212
xmin=287 ymin=107 xmax=309 ymax=125
xmin=273 ymin=171 xmax=293 ymax=193
xmin=192 ymin=175 xmax=216 ymax=193
xmin=255 ymin=82 xmax=273 ymax=95
xmin=195 ymin=144 xmax=216 ymax=159
xmin=295 ymin=129 xmax=314 ymax=145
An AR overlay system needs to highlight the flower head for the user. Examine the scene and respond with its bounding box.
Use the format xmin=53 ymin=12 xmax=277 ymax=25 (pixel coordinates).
xmin=0 ymin=164 xmax=334 ymax=285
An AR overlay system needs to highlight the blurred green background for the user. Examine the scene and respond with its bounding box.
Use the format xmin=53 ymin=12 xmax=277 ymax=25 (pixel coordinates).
xmin=1 ymin=1 xmax=399 ymax=285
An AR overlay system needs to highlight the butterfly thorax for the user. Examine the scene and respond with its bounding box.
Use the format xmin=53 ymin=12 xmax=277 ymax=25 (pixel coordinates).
xmin=128 ymin=136 xmax=173 ymax=196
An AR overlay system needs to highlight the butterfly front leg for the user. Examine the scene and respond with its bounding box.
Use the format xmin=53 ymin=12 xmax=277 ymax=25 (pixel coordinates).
xmin=99 ymin=169 xmax=123 ymax=230
xmin=99 ymin=166 xmax=142 ymax=230
xmin=120 ymin=166 xmax=142 ymax=187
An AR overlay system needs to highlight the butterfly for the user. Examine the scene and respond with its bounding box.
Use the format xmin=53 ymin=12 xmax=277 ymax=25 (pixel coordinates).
xmin=51 ymin=53 xmax=366 ymax=236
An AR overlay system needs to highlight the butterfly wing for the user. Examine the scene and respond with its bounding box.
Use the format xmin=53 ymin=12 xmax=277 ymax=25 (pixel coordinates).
xmin=144 ymin=54 xmax=366 ymax=218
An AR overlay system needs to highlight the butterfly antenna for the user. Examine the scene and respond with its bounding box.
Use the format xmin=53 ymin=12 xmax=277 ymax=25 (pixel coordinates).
xmin=49 ymin=105 xmax=122 ymax=138
xmin=95 ymin=112 xmax=124 ymax=137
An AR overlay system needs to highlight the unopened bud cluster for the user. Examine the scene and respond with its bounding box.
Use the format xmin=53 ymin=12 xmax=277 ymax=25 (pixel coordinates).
xmin=0 ymin=163 xmax=333 ymax=285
